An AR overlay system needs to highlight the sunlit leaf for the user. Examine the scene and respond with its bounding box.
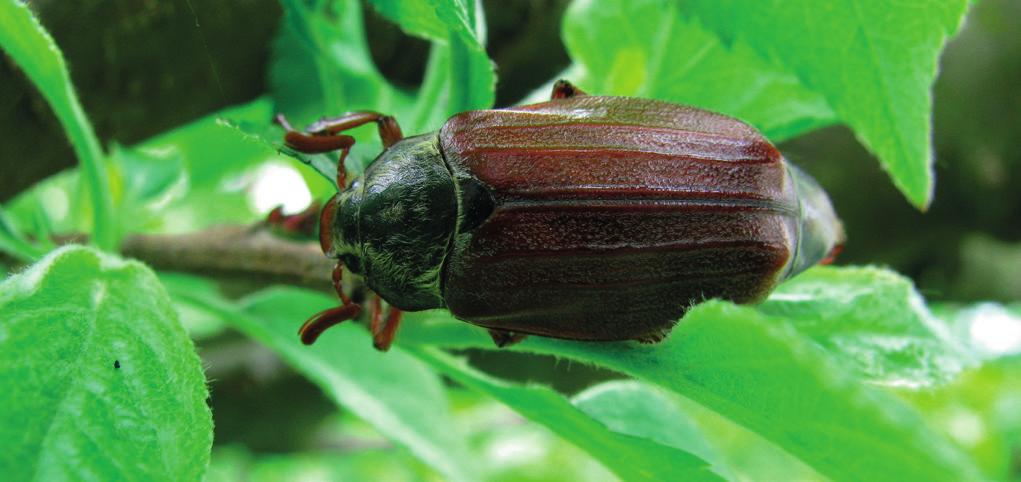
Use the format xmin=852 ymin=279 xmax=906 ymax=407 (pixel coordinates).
xmin=408 ymin=346 xmax=724 ymax=482
xmin=677 ymin=0 xmax=969 ymax=208
xmin=0 ymin=0 xmax=115 ymax=248
xmin=561 ymin=0 xmax=835 ymax=141
xmin=0 ymin=246 xmax=211 ymax=480
xmin=402 ymin=299 xmax=985 ymax=481
xmin=574 ymin=380 xmax=825 ymax=481
xmin=170 ymin=284 xmax=477 ymax=482
xmin=760 ymin=266 xmax=976 ymax=387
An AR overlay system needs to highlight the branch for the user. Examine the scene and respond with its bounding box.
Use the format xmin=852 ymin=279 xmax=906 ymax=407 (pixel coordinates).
xmin=119 ymin=225 xmax=334 ymax=291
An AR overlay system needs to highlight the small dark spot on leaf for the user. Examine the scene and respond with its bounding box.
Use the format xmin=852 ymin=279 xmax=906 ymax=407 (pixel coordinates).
xmin=114 ymin=360 xmax=121 ymax=369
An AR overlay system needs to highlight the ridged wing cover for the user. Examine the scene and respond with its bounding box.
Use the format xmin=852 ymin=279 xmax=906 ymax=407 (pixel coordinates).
xmin=439 ymin=96 xmax=798 ymax=341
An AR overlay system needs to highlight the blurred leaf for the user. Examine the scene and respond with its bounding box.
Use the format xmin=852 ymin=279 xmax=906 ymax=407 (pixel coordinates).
xmin=365 ymin=0 xmax=448 ymax=41
xmin=759 ymin=266 xmax=975 ymax=387
xmin=933 ymin=302 xmax=1021 ymax=360
xmin=266 ymin=0 xmax=494 ymax=177
xmin=574 ymin=380 xmax=826 ymax=482
xmin=438 ymin=389 xmax=617 ymax=481
xmin=205 ymin=445 xmax=436 ymax=482
xmin=404 ymin=299 xmax=985 ymax=481
xmin=902 ymin=356 xmax=1021 ymax=481
xmin=367 ymin=0 xmax=494 ymax=120
xmin=158 ymin=274 xmax=227 ymax=340
xmin=955 ymin=234 xmax=1021 ymax=301
xmin=408 ymin=346 xmax=724 ymax=482
xmin=572 ymin=381 xmax=733 ymax=480
xmin=560 ymin=0 xmax=836 ymax=141
xmin=676 ymin=0 xmax=969 ymax=208
xmin=220 ymin=119 xmax=339 ymax=188
xmin=170 ymin=284 xmax=477 ymax=482
xmin=0 ymin=246 xmax=211 ymax=481
xmin=272 ymin=0 xmax=411 ymax=124
xmin=0 ymin=0 xmax=115 ymax=249
xmin=0 ymin=203 xmax=47 ymax=262
xmin=143 ymin=99 xmax=277 ymax=190
xmin=108 ymin=144 xmax=188 ymax=234
xmin=5 ymin=99 xmax=283 ymax=241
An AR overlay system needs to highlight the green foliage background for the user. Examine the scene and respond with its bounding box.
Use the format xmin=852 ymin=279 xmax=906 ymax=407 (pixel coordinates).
xmin=1 ymin=0 xmax=1019 ymax=481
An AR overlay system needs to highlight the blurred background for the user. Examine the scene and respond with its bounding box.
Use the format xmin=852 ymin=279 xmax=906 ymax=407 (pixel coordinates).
xmin=2 ymin=0 xmax=1018 ymax=479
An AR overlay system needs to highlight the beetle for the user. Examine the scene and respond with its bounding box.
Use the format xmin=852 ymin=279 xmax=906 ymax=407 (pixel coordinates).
xmin=276 ymin=80 xmax=844 ymax=351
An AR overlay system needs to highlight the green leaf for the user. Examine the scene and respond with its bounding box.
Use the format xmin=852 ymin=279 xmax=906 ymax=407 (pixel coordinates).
xmin=219 ymin=119 xmax=339 ymax=188
xmin=558 ymin=0 xmax=968 ymax=207
xmin=759 ymin=266 xmax=976 ymax=387
xmin=170 ymin=285 xmax=477 ymax=482
xmin=364 ymin=0 xmax=448 ymax=41
xmin=572 ymin=381 xmax=733 ymax=479
xmin=902 ymin=356 xmax=1021 ymax=480
xmin=560 ymin=0 xmax=836 ymax=141
xmin=107 ymin=144 xmax=188 ymax=234
xmin=676 ymin=0 xmax=969 ymax=208
xmin=0 ymin=246 xmax=211 ymax=481
xmin=403 ymin=300 xmax=985 ymax=481
xmin=932 ymin=302 xmax=1021 ymax=360
xmin=573 ymin=380 xmax=825 ymax=481
xmin=0 ymin=203 xmax=47 ymax=262
xmin=408 ymin=346 xmax=724 ymax=482
xmin=272 ymin=0 xmax=411 ymax=126
xmin=206 ymin=444 xmax=439 ymax=482
xmin=248 ymin=0 xmax=495 ymax=191
xmin=0 ymin=0 xmax=115 ymax=249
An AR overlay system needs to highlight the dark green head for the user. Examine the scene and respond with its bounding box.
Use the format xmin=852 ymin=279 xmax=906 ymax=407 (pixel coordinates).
xmin=320 ymin=134 xmax=458 ymax=310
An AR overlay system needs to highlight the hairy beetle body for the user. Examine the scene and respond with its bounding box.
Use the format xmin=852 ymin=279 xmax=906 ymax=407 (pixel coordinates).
xmin=282 ymin=82 xmax=842 ymax=350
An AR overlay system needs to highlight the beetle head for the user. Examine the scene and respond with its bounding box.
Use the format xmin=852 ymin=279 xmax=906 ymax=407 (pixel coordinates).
xmin=318 ymin=134 xmax=457 ymax=311
xmin=318 ymin=177 xmax=365 ymax=275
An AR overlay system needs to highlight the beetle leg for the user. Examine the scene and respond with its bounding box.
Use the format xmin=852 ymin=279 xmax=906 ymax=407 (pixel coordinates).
xmin=369 ymin=294 xmax=383 ymax=336
xmin=301 ymin=111 xmax=405 ymax=149
xmin=265 ymin=201 xmax=320 ymax=237
xmin=276 ymin=115 xmax=357 ymax=187
xmin=488 ymin=329 xmax=527 ymax=348
xmin=550 ymin=80 xmax=588 ymax=100
xmin=298 ymin=304 xmax=362 ymax=345
xmin=372 ymin=305 xmax=404 ymax=352
xmin=298 ymin=262 xmax=362 ymax=345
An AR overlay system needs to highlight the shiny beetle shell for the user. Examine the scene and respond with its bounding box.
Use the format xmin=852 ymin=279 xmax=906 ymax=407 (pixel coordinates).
xmin=321 ymin=94 xmax=843 ymax=344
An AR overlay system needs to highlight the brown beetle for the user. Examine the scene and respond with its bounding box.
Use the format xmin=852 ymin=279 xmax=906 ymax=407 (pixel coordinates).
xmin=277 ymin=80 xmax=844 ymax=351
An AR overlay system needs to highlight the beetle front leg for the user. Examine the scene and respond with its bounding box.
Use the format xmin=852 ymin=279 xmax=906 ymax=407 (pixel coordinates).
xmin=373 ymin=305 xmax=403 ymax=352
xmin=550 ymin=80 xmax=588 ymax=100
xmin=299 ymin=262 xmax=362 ymax=345
xmin=366 ymin=294 xmax=403 ymax=351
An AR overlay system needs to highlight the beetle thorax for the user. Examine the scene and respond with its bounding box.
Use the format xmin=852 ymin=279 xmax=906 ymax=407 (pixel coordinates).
xmin=325 ymin=134 xmax=458 ymax=312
